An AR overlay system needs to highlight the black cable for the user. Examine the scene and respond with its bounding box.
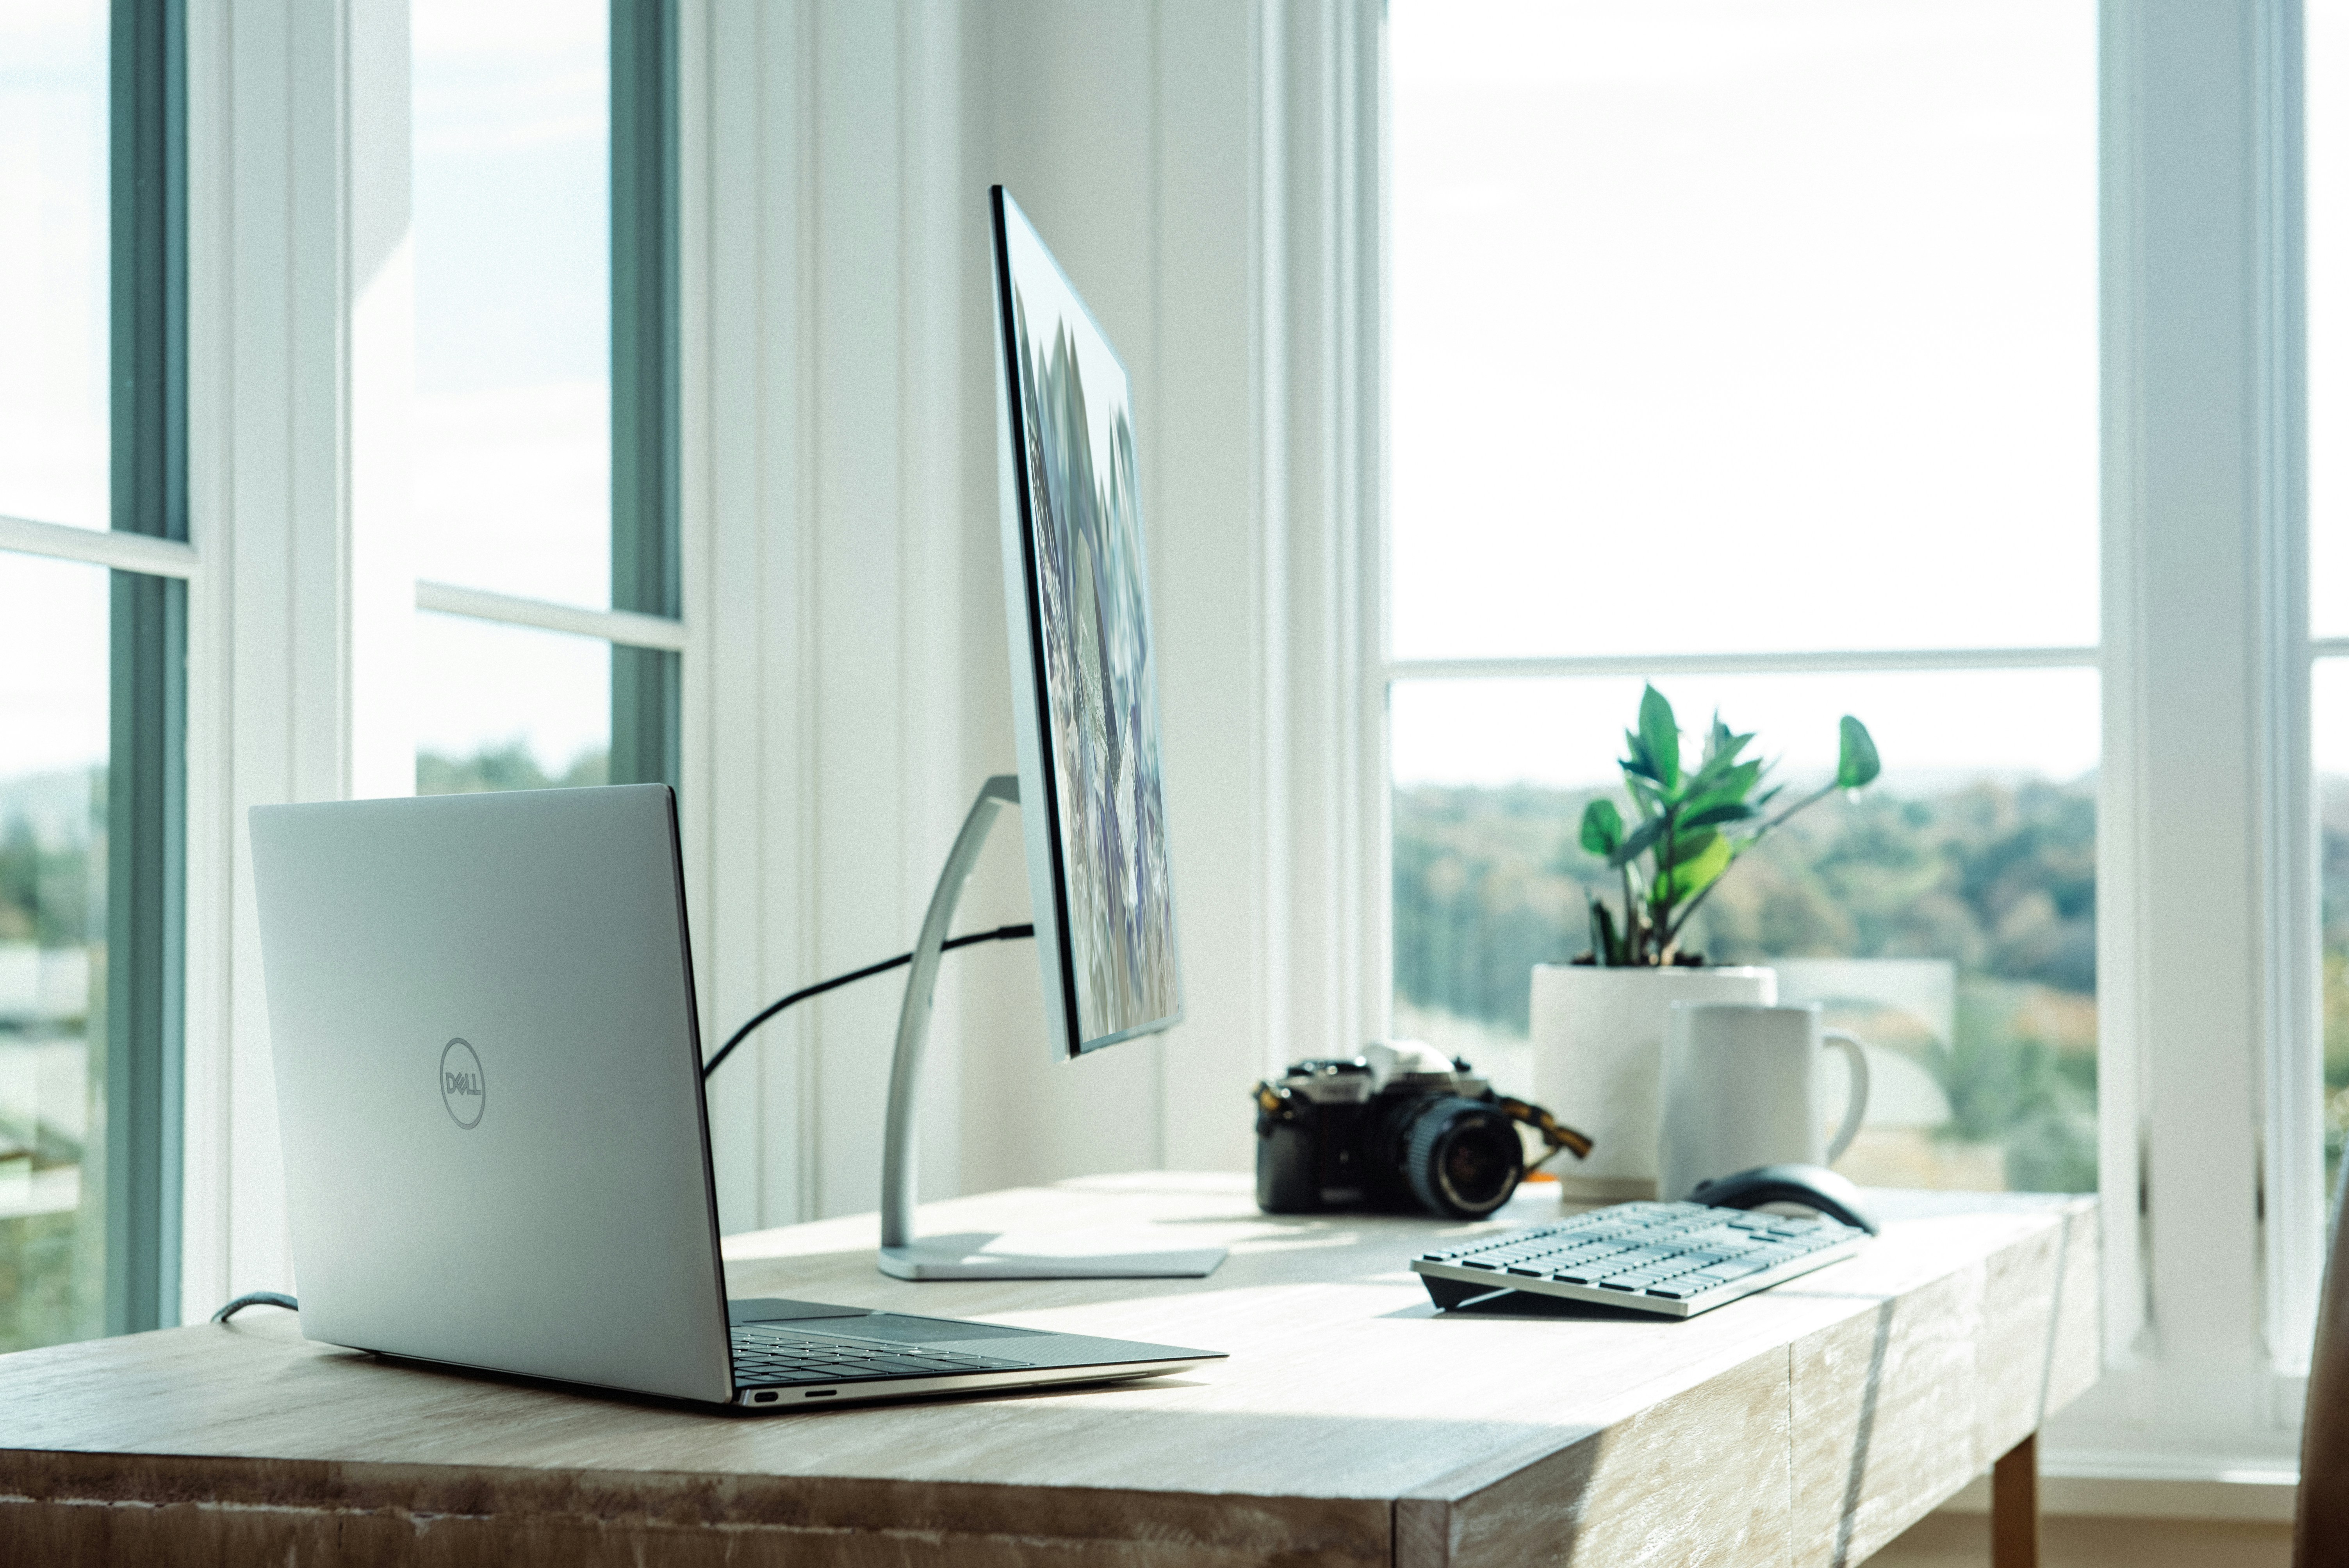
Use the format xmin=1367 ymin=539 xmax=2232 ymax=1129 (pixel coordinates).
xmin=212 ymin=1290 xmax=298 ymax=1323
xmin=700 ymin=923 xmax=1035 ymax=1082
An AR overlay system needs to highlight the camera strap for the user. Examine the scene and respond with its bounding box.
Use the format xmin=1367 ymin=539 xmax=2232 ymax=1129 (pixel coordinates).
xmin=1494 ymin=1096 xmax=1595 ymax=1171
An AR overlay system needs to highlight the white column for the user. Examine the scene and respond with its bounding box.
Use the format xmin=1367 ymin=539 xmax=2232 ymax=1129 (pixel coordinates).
xmin=181 ymin=0 xmax=412 ymax=1318
xmin=2060 ymin=0 xmax=2308 ymax=1471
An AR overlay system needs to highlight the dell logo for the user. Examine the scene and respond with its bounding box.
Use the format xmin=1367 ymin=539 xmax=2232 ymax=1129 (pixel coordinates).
xmin=440 ymin=1038 xmax=485 ymax=1128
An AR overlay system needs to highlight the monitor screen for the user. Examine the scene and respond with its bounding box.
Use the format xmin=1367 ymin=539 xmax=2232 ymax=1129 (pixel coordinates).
xmin=989 ymin=187 xmax=1182 ymax=1057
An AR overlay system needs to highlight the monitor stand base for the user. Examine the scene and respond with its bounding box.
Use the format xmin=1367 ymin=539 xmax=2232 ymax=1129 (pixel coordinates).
xmin=879 ymin=777 xmax=1227 ymax=1284
xmin=878 ymin=1232 xmax=1226 ymax=1281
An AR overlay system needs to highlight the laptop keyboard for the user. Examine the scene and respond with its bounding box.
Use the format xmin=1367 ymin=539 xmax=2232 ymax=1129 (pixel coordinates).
xmin=1411 ymin=1200 xmax=1869 ymax=1318
xmin=730 ymin=1322 xmax=1031 ymax=1387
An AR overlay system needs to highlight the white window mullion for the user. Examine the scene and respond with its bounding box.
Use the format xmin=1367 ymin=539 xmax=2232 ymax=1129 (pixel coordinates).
xmin=0 ymin=515 xmax=199 ymax=579
xmin=413 ymin=580 xmax=687 ymax=653
xmin=2256 ymin=0 xmax=2324 ymax=1379
xmin=2055 ymin=0 xmax=2306 ymax=1473
xmin=184 ymin=0 xmax=414 ymax=1319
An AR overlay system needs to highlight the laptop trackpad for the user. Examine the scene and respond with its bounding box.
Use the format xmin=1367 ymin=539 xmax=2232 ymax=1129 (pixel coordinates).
xmin=727 ymin=1298 xmax=873 ymax=1326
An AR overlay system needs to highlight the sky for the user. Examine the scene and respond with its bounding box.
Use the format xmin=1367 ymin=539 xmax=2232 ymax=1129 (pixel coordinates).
xmin=406 ymin=0 xmax=612 ymax=770
xmin=1385 ymin=0 xmax=2349 ymax=789
xmin=1388 ymin=0 xmax=2099 ymax=788
xmin=1389 ymin=0 xmax=2100 ymax=666
xmin=0 ymin=0 xmax=106 ymax=538
xmin=2317 ymin=0 xmax=2349 ymax=637
xmin=6 ymin=2 xmax=2349 ymax=786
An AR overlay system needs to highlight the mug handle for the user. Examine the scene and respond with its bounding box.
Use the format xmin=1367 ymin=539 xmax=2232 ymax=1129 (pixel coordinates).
xmin=1820 ymin=1029 xmax=1873 ymax=1165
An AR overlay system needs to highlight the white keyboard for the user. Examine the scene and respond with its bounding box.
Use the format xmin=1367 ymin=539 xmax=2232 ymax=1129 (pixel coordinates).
xmin=1412 ymin=1200 xmax=1869 ymax=1319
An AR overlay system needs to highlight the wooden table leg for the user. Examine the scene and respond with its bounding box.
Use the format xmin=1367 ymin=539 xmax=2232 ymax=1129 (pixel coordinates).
xmin=1991 ymin=1432 xmax=2039 ymax=1568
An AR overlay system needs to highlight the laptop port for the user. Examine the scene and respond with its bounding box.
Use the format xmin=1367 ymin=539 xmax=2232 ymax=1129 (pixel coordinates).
xmin=803 ymin=1390 xmax=836 ymax=1399
xmin=752 ymin=1391 xmax=779 ymax=1404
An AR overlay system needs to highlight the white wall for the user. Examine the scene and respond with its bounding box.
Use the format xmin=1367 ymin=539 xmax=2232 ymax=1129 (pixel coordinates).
xmin=182 ymin=0 xmax=1381 ymax=1319
xmin=687 ymin=0 xmax=1383 ymax=1228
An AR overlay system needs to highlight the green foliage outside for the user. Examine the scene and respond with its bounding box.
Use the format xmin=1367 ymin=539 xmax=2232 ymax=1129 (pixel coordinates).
xmin=0 ymin=1213 xmax=84 ymax=1355
xmin=2318 ymin=782 xmax=2349 ymax=1188
xmin=0 ymin=768 xmax=104 ymax=1354
xmin=1396 ymin=775 xmax=2099 ymax=1191
xmin=0 ymin=777 xmax=102 ymax=948
xmin=416 ymin=743 xmax=608 ymax=796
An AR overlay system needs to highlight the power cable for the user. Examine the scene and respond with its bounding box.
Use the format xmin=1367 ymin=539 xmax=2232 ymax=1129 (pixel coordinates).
xmin=699 ymin=923 xmax=1035 ymax=1081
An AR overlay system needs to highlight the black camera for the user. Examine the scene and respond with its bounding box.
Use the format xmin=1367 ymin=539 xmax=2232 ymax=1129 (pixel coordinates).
xmin=1251 ymin=1042 xmax=1591 ymax=1220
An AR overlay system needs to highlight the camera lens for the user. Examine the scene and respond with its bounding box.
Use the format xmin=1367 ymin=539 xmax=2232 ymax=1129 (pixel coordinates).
xmin=1401 ymin=1097 xmax=1523 ymax=1219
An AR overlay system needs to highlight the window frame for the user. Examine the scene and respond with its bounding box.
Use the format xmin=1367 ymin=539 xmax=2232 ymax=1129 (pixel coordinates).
xmin=1374 ymin=0 xmax=2324 ymax=1479
xmin=0 ymin=0 xmax=192 ymax=1342
xmin=159 ymin=0 xmax=693 ymax=1330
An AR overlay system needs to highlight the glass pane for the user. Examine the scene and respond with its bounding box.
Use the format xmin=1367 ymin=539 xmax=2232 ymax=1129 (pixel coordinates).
xmin=1388 ymin=1 xmax=2098 ymax=660
xmin=0 ymin=2 xmax=109 ymax=531
xmin=413 ymin=612 xmax=610 ymax=794
xmin=1393 ymin=667 xmax=2099 ymax=1193
xmin=2315 ymin=0 xmax=2349 ymax=637
xmin=2315 ymin=659 xmax=2349 ymax=1194
xmin=412 ymin=2 xmax=610 ymax=608
xmin=0 ymin=554 xmax=110 ymax=1351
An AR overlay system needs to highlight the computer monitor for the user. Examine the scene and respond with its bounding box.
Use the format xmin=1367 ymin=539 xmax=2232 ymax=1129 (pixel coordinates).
xmin=989 ymin=186 xmax=1182 ymax=1061
xmin=874 ymin=190 xmax=1219 ymax=1279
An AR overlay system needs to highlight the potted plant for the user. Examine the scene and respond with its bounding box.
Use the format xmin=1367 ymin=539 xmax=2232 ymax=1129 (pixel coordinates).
xmin=1531 ymin=686 xmax=1881 ymax=1199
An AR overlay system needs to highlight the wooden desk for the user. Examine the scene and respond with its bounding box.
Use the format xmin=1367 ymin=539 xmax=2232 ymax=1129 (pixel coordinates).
xmin=0 ymin=1173 xmax=2097 ymax=1567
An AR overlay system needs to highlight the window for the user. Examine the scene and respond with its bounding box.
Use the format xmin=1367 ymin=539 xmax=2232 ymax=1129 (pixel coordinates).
xmin=1388 ymin=1 xmax=2100 ymax=1193
xmin=0 ymin=556 xmax=110 ymax=1351
xmin=0 ymin=1 xmax=186 ymax=1350
xmin=2312 ymin=0 xmax=2349 ymax=1203
xmin=409 ymin=0 xmax=679 ymax=796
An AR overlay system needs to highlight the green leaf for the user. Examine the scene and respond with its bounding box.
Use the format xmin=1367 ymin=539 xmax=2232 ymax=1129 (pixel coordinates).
xmin=1657 ymin=830 xmax=1734 ymax=903
xmin=1661 ymin=826 xmax=1719 ymax=869
xmin=1701 ymin=713 xmax=1752 ymax=772
xmin=1687 ymin=729 xmax=1758 ymax=797
xmin=1837 ymin=716 xmax=1882 ymax=790
xmin=1638 ymin=686 xmax=1681 ymax=791
xmin=1607 ymin=813 xmax=1669 ymax=869
xmin=1683 ymin=761 xmax=1763 ymax=815
xmin=1682 ymin=800 xmax=1759 ymax=830
xmin=1579 ymin=798 xmax=1624 ymax=857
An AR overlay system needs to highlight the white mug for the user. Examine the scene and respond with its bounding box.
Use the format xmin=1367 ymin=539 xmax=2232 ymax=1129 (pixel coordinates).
xmin=1659 ymin=1002 xmax=1871 ymax=1204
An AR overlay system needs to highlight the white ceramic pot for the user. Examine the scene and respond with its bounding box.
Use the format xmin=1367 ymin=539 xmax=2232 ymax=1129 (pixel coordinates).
xmin=1529 ymin=963 xmax=1777 ymax=1201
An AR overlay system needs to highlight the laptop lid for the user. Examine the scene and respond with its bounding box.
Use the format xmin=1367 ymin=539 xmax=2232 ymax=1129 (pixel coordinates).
xmin=248 ymin=786 xmax=734 ymax=1404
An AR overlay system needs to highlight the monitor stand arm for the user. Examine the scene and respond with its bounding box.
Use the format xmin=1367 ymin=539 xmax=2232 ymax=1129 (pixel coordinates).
xmin=875 ymin=774 xmax=1227 ymax=1281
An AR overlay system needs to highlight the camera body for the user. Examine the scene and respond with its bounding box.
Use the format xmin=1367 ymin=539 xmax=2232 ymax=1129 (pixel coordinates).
xmin=1253 ymin=1040 xmax=1530 ymax=1220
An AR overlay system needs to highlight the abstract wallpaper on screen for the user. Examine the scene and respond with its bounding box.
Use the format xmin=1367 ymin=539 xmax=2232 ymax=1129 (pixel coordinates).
xmin=1007 ymin=229 xmax=1180 ymax=1043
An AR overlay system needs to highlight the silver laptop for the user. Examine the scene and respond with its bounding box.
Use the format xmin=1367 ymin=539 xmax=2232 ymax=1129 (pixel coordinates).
xmin=248 ymin=785 xmax=1221 ymax=1410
